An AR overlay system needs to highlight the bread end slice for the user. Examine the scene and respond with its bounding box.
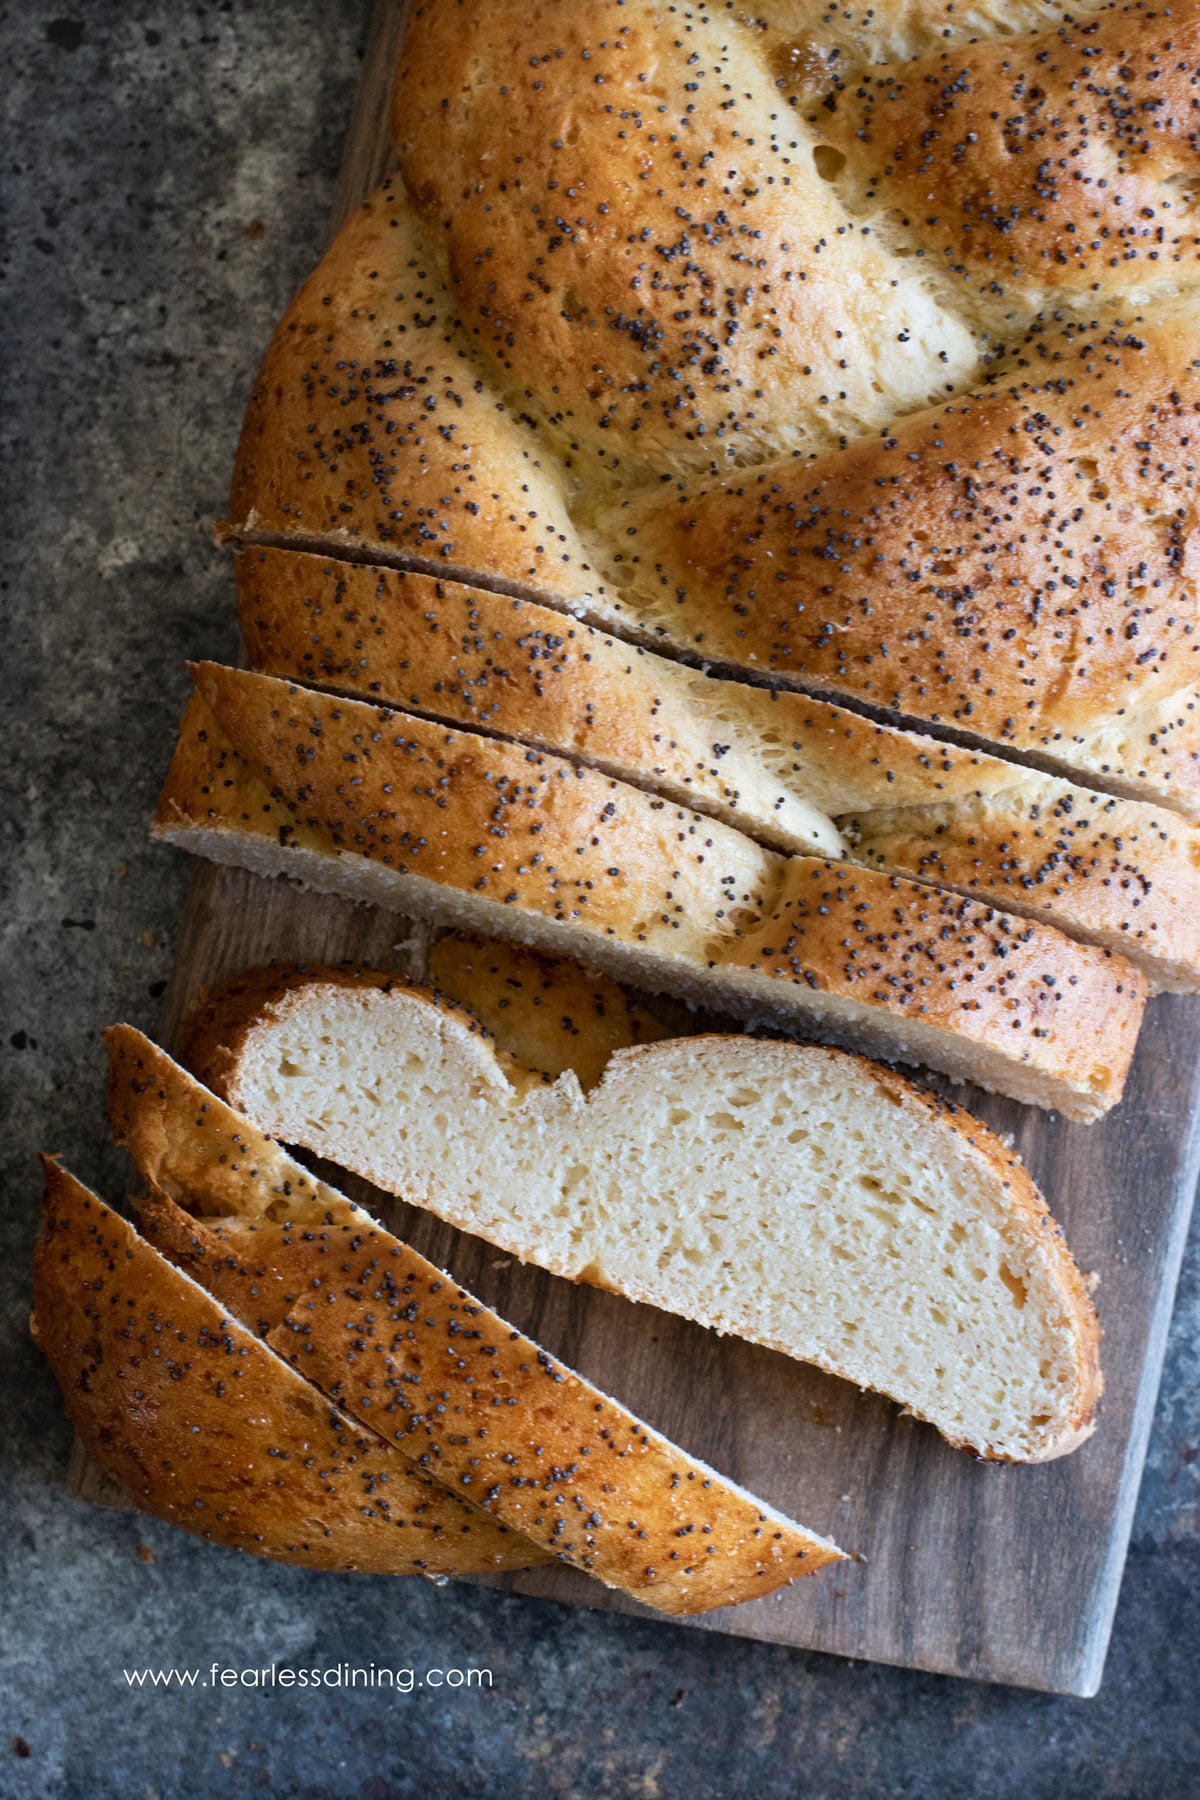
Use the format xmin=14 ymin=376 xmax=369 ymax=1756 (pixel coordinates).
xmin=31 ymin=1157 xmax=548 ymax=1576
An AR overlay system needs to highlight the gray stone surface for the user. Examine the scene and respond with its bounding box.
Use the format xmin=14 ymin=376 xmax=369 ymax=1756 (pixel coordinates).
xmin=2 ymin=4 xmax=1197 ymax=1795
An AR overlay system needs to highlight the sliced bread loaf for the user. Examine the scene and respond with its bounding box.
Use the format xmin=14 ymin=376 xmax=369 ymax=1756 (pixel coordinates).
xmin=32 ymin=1158 xmax=547 ymax=1576
xmin=106 ymin=1026 xmax=841 ymax=1614
xmin=152 ymin=665 xmax=1148 ymax=1118
xmin=175 ymin=966 xmax=1103 ymax=1463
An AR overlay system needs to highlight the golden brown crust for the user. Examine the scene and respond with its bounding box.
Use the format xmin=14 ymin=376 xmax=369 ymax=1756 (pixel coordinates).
xmin=273 ymin=1239 xmax=838 ymax=1606
xmin=229 ymin=542 xmax=976 ymax=818
xmin=224 ymin=5 xmax=1200 ymax=832
xmin=822 ymin=3 xmax=1200 ymax=311
xmin=724 ymin=858 xmax=1146 ymax=1112
xmin=426 ymin=933 xmax=670 ymax=1087
xmin=227 ymin=211 xmax=1200 ymax=813
xmin=186 ymin=658 xmax=782 ymax=962
xmin=110 ymin=1001 xmax=376 ymax=1215
xmin=107 ymin=1030 xmax=843 ymax=1612
xmin=31 ymin=1158 xmax=545 ymax=1575
xmin=169 ymin=968 xmax=1103 ymax=1462
xmin=229 ymin=178 xmax=594 ymax=602
xmin=153 ymin=691 xmax=330 ymax=853
xmin=1066 ymin=684 xmax=1200 ymax=821
xmin=844 ymin=780 xmax=1200 ymax=995
xmin=234 ymin=543 xmax=842 ymax=856
xmin=393 ymin=0 xmax=977 ymax=483
xmin=603 ymin=319 xmax=1200 ymax=763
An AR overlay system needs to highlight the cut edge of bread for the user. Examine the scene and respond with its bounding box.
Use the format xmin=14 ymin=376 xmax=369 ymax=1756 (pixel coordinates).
xmin=173 ymin=968 xmax=1103 ymax=1465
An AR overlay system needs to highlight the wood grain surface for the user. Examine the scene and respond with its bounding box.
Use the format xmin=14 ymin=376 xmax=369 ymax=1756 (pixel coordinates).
xmin=72 ymin=0 xmax=1200 ymax=1694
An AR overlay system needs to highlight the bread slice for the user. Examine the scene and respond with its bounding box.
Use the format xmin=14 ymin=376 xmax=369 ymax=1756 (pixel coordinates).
xmin=31 ymin=1158 xmax=546 ymax=1576
xmin=106 ymin=1027 xmax=842 ymax=1614
xmin=235 ymin=544 xmax=845 ymax=860
xmin=176 ymin=964 xmax=1103 ymax=1463
xmin=236 ymin=544 xmax=1200 ymax=992
xmin=152 ymin=664 xmax=1148 ymax=1118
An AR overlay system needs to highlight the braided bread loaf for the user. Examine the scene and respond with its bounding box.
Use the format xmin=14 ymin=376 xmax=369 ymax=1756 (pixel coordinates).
xmin=227 ymin=0 xmax=1200 ymax=816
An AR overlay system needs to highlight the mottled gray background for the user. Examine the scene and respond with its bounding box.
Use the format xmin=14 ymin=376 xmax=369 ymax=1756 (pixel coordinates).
xmin=2 ymin=5 xmax=1197 ymax=1796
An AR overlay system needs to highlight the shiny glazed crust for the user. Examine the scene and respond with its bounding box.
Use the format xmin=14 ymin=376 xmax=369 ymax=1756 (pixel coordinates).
xmin=227 ymin=1 xmax=1200 ymax=821
xmin=228 ymin=178 xmax=595 ymax=605
xmin=601 ymin=320 xmax=1200 ymax=776
xmin=821 ymin=4 xmax=1200 ymax=313
xmin=425 ymin=931 xmax=672 ymax=1087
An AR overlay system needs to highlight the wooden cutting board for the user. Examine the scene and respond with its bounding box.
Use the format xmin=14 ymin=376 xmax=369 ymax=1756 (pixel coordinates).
xmin=71 ymin=0 xmax=1200 ymax=1695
